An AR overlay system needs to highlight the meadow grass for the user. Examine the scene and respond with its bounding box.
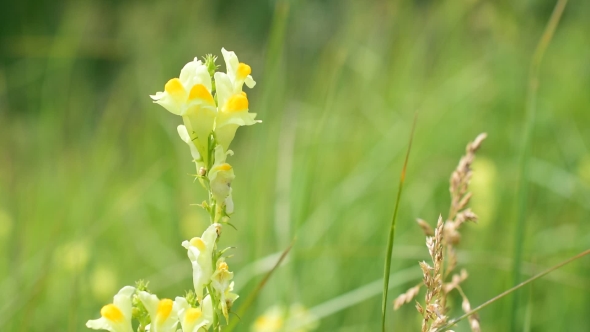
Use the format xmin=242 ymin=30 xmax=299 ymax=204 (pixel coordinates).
xmin=1 ymin=1 xmax=590 ymax=331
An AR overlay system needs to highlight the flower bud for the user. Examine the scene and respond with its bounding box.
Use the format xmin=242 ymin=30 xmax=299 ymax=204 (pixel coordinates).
xmin=198 ymin=167 xmax=207 ymax=176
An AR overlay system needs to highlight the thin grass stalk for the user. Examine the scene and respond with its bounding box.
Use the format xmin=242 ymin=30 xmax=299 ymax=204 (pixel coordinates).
xmin=511 ymin=0 xmax=568 ymax=329
xmin=436 ymin=248 xmax=590 ymax=332
xmin=381 ymin=115 xmax=417 ymax=331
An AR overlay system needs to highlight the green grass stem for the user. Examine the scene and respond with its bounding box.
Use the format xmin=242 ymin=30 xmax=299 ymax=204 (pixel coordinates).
xmin=510 ymin=0 xmax=569 ymax=329
xmin=381 ymin=115 xmax=417 ymax=331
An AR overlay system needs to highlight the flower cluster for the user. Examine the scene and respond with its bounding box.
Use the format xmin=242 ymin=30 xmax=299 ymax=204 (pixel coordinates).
xmin=87 ymin=48 xmax=259 ymax=332
xmin=153 ymin=48 xmax=259 ymax=219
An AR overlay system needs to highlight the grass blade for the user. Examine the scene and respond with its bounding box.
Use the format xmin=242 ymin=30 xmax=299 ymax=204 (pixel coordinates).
xmin=381 ymin=114 xmax=417 ymax=331
xmin=225 ymin=241 xmax=294 ymax=332
xmin=437 ymin=248 xmax=590 ymax=332
xmin=511 ymin=0 xmax=568 ymax=329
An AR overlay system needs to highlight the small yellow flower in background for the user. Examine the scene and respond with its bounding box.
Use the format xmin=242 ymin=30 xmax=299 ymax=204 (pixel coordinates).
xmin=151 ymin=58 xmax=216 ymax=165
xmin=137 ymin=291 xmax=178 ymax=332
xmin=174 ymin=295 xmax=214 ymax=332
xmin=181 ymin=223 xmax=221 ymax=302
xmin=287 ymin=304 xmax=319 ymax=332
xmin=90 ymin=265 xmax=118 ymax=301
xmin=211 ymin=258 xmax=238 ymax=322
xmin=252 ymin=303 xmax=318 ymax=332
xmin=87 ymin=286 xmax=135 ymax=332
xmin=470 ymin=157 xmax=498 ymax=226
xmin=252 ymin=306 xmax=284 ymax=332
xmin=214 ymin=48 xmax=260 ymax=151
xmin=208 ymin=145 xmax=236 ymax=214
xmin=54 ymin=240 xmax=89 ymax=273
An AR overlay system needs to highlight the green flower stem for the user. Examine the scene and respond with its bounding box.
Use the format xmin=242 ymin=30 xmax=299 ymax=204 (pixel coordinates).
xmin=207 ymin=284 xmax=221 ymax=330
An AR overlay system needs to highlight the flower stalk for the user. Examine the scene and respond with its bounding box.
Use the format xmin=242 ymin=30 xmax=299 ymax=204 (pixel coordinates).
xmin=86 ymin=48 xmax=259 ymax=332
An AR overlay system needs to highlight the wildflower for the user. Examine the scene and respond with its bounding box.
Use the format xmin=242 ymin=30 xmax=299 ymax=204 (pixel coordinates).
xmin=219 ymin=48 xmax=256 ymax=92
xmin=208 ymin=145 xmax=235 ymax=214
xmin=174 ymin=295 xmax=214 ymax=332
xmin=86 ymin=286 xmax=135 ymax=332
xmin=213 ymin=48 xmax=260 ymax=150
xmin=252 ymin=304 xmax=318 ymax=332
xmin=151 ymin=58 xmax=216 ymax=165
xmin=211 ymin=258 xmax=238 ymax=322
xmin=252 ymin=306 xmax=284 ymax=332
xmin=137 ymin=291 xmax=179 ymax=332
xmin=286 ymin=303 xmax=319 ymax=332
xmin=182 ymin=223 xmax=222 ymax=302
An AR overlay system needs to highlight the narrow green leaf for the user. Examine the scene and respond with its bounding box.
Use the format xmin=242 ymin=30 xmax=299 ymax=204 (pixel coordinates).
xmin=381 ymin=114 xmax=417 ymax=331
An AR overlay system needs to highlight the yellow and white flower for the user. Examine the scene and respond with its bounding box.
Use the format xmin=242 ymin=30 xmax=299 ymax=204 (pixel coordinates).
xmin=182 ymin=223 xmax=222 ymax=302
xmin=86 ymin=286 xmax=135 ymax=332
xmin=137 ymin=292 xmax=178 ymax=332
xmin=208 ymin=145 xmax=236 ymax=214
xmin=151 ymin=58 xmax=216 ymax=164
xmin=251 ymin=303 xmax=318 ymax=332
xmin=174 ymin=295 xmax=214 ymax=332
xmin=252 ymin=305 xmax=284 ymax=332
xmin=211 ymin=258 xmax=239 ymax=322
xmin=213 ymin=48 xmax=260 ymax=150
xmin=219 ymin=48 xmax=256 ymax=92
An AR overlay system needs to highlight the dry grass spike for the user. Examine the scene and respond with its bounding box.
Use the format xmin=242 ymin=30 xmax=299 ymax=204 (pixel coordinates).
xmin=394 ymin=133 xmax=487 ymax=332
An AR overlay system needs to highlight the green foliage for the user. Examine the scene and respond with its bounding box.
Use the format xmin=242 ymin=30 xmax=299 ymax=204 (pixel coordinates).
xmin=1 ymin=1 xmax=589 ymax=331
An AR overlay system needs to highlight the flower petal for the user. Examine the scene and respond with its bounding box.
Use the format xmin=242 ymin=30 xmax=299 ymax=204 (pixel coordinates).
xmin=112 ymin=286 xmax=135 ymax=320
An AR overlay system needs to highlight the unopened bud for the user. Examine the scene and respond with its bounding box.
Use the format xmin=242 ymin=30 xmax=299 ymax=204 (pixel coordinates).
xmin=132 ymin=307 xmax=141 ymax=319
xmin=198 ymin=167 xmax=207 ymax=176
xmin=203 ymin=54 xmax=219 ymax=78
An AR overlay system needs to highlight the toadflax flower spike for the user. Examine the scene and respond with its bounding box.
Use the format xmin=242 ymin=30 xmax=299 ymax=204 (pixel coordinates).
xmin=86 ymin=286 xmax=135 ymax=332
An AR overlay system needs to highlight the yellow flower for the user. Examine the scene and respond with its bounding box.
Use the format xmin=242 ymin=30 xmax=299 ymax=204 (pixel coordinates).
xmin=151 ymin=58 xmax=216 ymax=165
xmin=208 ymin=145 xmax=236 ymax=213
xmin=219 ymin=47 xmax=256 ymax=92
xmin=137 ymin=292 xmax=178 ymax=332
xmin=213 ymin=48 xmax=261 ymax=150
xmin=251 ymin=304 xmax=318 ymax=332
xmin=181 ymin=223 xmax=222 ymax=302
xmin=252 ymin=306 xmax=284 ymax=332
xmin=174 ymin=295 xmax=214 ymax=332
xmin=86 ymin=286 xmax=135 ymax=332
xmin=211 ymin=258 xmax=239 ymax=322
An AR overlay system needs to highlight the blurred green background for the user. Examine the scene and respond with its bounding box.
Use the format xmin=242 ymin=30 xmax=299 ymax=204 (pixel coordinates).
xmin=1 ymin=0 xmax=589 ymax=331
